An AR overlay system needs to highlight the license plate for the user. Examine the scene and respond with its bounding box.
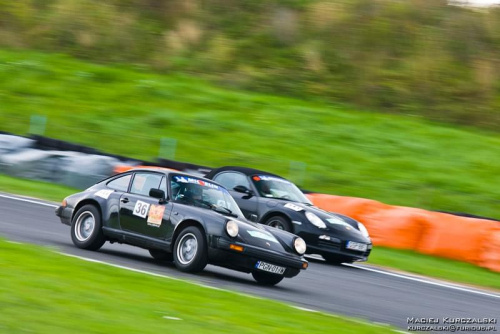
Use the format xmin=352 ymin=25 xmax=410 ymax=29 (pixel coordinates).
xmin=346 ymin=241 xmax=368 ymax=252
xmin=255 ymin=261 xmax=286 ymax=275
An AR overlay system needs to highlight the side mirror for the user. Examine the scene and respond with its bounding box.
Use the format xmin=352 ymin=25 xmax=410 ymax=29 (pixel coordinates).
xmin=149 ymin=188 xmax=166 ymax=203
xmin=249 ymin=214 xmax=258 ymax=222
xmin=233 ymin=185 xmax=254 ymax=198
xmin=234 ymin=185 xmax=252 ymax=194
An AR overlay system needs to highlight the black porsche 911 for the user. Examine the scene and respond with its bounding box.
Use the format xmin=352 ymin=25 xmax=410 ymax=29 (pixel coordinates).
xmin=55 ymin=168 xmax=308 ymax=285
xmin=205 ymin=166 xmax=372 ymax=264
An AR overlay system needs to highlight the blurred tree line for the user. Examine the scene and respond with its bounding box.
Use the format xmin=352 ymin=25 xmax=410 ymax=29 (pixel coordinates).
xmin=1 ymin=0 xmax=500 ymax=129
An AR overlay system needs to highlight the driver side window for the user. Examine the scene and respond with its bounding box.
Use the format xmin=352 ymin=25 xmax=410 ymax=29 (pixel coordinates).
xmin=214 ymin=172 xmax=250 ymax=191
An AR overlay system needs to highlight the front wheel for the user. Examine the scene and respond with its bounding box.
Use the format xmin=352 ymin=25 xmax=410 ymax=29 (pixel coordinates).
xmin=173 ymin=226 xmax=208 ymax=273
xmin=71 ymin=204 xmax=106 ymax=251
xmin=264 ymin=216 xmax=292 ymax=232
xmin=252 ymin=271 xmax=284 ymax=286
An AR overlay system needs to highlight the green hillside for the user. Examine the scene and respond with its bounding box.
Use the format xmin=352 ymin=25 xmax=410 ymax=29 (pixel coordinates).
xmin=1 ymin=0 xmax=500 ymax=129
xmin=1 ymin=50 xmax=500 ymax=219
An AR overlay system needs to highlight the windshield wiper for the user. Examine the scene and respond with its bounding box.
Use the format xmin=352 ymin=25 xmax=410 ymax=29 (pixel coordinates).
xmin=273 ymin=196 xmax=293 ymax=202
xmin=210 ymin=205 xmax=238 ymax=217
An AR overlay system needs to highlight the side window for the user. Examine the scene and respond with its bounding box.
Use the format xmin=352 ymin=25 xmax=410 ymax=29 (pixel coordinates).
xmin=214 ymin=172 xmax=250 ymax=190
xmin=107 ymin=174 xmax=132 ymax=192
xmin=130 ymin=173 xmax=163 ymax=197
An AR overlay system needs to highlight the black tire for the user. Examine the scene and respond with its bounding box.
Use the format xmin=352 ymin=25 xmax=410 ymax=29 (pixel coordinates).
xmin=323 ymin=254 xmax=353 ymax=265
xmin=173 ymin=226 xmax=208 ymax=273
xmin=149 ymin=249 xmax=173 ymax=262
xmin=264 ymin=216 xmax=292 ymax=232
xmin=71 ymin=204 xmax=106 ymax=251
xmin=252 ymin=271 xmax=284 ymax=286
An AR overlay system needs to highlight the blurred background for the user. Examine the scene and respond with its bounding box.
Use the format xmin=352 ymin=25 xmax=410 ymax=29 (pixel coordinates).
xmin=1 ymin=0 xmax=500 ymax=217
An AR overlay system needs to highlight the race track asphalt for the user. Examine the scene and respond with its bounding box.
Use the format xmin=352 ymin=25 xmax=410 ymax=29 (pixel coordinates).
xmin=1 ymin=194 xmax=499 ymax=332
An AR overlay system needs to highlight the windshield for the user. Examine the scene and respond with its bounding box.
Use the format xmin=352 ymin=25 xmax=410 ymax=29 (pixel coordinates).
xmin=251 ymin=175 xmax=312 ymax=204
xmin=170 ymin=174 xmax=245 ymax=218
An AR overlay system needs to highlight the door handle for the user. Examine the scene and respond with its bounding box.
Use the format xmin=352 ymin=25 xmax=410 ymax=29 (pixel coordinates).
xmin=121 ymin=197 xmax=129 ymax=203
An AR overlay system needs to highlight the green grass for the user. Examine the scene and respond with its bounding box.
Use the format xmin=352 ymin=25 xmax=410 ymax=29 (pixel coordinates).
xmin=2 ymin=173 xmax=500 ymax=291
xmin=1 ymin=49 xmax=500 ymax=219
xmin=0 ymin=174 xmax=78 ymax=202
xmin=0 ymin=239 xmax=391 ymax=334
xmin=367 ymin=247 xmax=500 ymax=291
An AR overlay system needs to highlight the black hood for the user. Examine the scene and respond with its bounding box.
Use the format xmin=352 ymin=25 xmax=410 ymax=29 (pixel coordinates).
xmin=279 ymin=200 xmax=371 ymax=243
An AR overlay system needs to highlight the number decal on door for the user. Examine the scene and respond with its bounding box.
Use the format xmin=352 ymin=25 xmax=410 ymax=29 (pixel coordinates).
xmin=133 ymin=200 xmax=150 ymax=219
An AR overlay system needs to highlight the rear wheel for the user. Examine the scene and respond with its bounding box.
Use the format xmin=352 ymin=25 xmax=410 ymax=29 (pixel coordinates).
xmin=149 ymin=249 xmax=173 ymax=262
xmin=252 ymin=271 xmax=284 ymax=286
xmin=71 ymin=204 xmax=105 ymax=251
xmin=323 ymin=254 xmax=353 ymax=265
xmin=264 ymin=216 xmax=292 ymax=232
xmin=173 ymin=226 xmax=208 ymax=273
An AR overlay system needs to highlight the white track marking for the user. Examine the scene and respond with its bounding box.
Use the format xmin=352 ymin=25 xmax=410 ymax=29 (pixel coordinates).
xmin=292 ymin=306 xmax=319 ymax=313
xmin=0 ymin=193 xmax=58 ymax=208
xmin=163 ymin=316 xmax=182 ymax=321
xmin=345 ymin=263 xmax=500 ymax=300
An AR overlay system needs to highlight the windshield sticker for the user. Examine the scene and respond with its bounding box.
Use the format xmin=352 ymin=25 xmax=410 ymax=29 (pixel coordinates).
xmin=256 ymin=175 xmax=291 ymax=184
xmin=95 ymin=189 xmax=114 ymax=199
xmin=173 ymin=176 xmax=220 ymax=190
xmin=247 ymin=230 xmax=279 ymax=243
xmin=284 ymin=203 xmax=303 ymax=212
xmin=326 ymin=217 xmax=351 ymax=227
xmin=147 ymin=204 xmax=165 ymax=227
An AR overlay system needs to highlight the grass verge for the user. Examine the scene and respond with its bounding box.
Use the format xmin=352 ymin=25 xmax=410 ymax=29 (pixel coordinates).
xmin=0 ymin=239 xmax=391 ymax=334
xmin=0 ymin=174 xmax=79 ymax=202
xmin=1 ymin=173 xmax=500 ymax=291
xmin=1 ymin=49 xmax=500 ymax=218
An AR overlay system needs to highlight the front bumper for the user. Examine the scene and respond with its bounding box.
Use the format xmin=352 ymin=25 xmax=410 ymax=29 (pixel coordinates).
xmin=208 ymin=236 xmax=307 ymax=278
xmin=55 ymin=206 xmax=72 ymax=226
xmin=303 ymin=233 xmax=372 ymax=261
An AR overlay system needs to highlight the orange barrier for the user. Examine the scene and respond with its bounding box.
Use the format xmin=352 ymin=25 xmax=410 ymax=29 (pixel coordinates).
xmin=305 ymin=194 xmax=389 ymax=222
xmin=361 ymin=206 xmax=428 ymax=250
xmin=415 ymin=212 xmax=494 ymax=264
xmin=478 ymin=225 xmax=500 ymax=272
xmin=307 ymin=193 xmax=500 ymax=273
xmin=307 ymin=194 xmax=422 ymax=249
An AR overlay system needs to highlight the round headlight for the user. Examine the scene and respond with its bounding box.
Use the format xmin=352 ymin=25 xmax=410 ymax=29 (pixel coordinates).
xmin=357 ymin=222 xmax=370 ymax=238
xmin=305 ymin=211 xmax=327 ymax=229
xmin=294 ymin=237 xmax=307 ymax=255
xmin=226 ymin=220 xmax=239 ymax=238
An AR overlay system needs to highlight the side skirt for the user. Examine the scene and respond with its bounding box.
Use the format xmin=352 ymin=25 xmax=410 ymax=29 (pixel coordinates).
xmin=102 ymin=227 xmax=171 ymax=252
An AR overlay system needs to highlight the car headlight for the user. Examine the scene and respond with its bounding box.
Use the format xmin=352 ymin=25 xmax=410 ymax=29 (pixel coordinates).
xmin=294 ymin=237 xmax=307 ymax=255
xmin=305 ymin=211 xmax=327 ymax=229
xmin=357 ymin=222 xmax=370 ymax=238
xmin=226 ymin=220 xmax=239 ymax=238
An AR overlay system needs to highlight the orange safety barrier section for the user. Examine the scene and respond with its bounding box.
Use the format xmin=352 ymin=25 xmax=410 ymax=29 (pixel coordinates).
xmin=478 ymin=225 xmax=500 ymax=272
xmin=307 ymin=193 xmax=500 ymax=273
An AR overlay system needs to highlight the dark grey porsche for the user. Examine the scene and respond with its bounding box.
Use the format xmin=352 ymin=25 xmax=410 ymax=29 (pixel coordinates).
xmin=206 ymin=166 xmax=372 ymax=264
xmin=55 ymin=168 xmax=308 ymax=285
